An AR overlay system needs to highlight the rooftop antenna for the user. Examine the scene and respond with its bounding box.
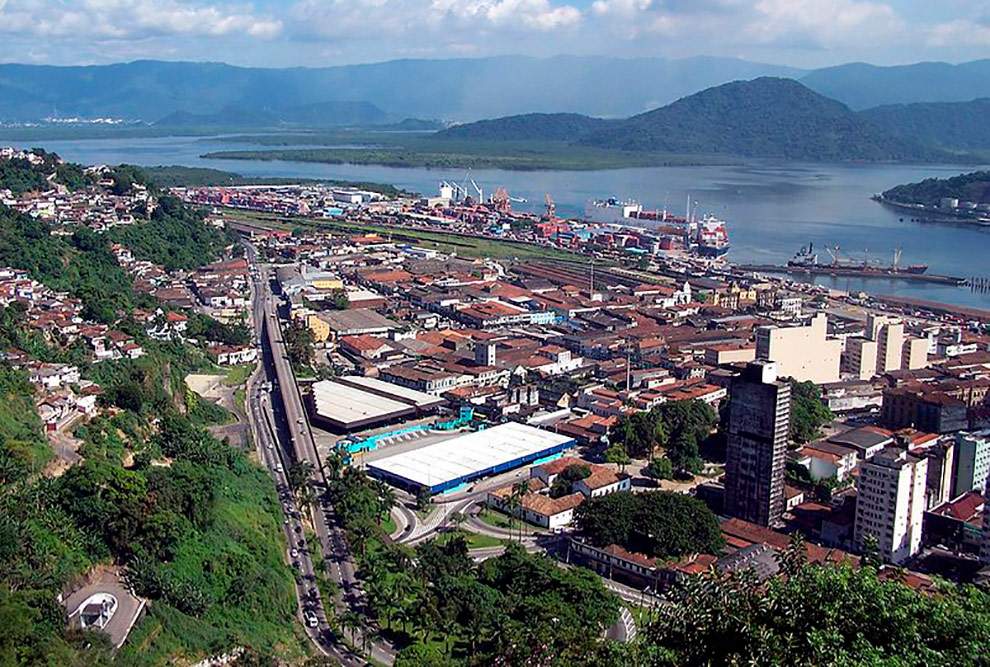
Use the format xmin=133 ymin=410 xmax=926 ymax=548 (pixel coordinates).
xmin=625 ymin=344 xmax=632 ymax=391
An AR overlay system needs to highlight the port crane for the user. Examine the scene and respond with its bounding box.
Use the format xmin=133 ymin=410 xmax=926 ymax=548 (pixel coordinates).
xmin=543 ymin=193 xmax=557 ymax=221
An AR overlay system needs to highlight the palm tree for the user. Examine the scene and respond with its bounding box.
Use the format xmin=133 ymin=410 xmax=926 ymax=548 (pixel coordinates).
xmin=340 ymin=609 xmax=363 ymax=646
xmin=375 ymin=481 xmax=396 ymax=525
xmin=511 ymin=480 xmax=530 ymax=542
xmin=323 ymin=449 xmax=346 ymax=481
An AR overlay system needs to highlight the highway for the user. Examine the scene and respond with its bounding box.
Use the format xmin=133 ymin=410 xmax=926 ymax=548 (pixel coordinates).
xmin=244 ymin=242 xmax=395 ymax=665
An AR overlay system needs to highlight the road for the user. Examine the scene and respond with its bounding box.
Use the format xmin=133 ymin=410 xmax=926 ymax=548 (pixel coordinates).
xmin=244 ymin=242 xmax=395 ymax=665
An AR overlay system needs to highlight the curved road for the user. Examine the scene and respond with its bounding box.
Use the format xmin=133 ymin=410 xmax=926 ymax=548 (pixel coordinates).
xmin=245 ymin=243 xmax=395 ymax=665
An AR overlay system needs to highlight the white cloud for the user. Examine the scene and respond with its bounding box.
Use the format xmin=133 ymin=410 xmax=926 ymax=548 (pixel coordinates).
xmin=927 ymin=19 xmax=990 ymax=47
xmin=289 ymin=0 xmax=580 ymax=41
xmin=0 ymin=0 xmax=282 ymax=39
xmin=749 ymin=0 xmax=903 ymax=48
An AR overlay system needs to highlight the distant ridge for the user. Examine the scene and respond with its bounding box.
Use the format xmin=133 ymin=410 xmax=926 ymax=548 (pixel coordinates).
xmin=0 ymin=56 xmax=803 ymax=122
xmin=155 ymin=100 xmax=390 ymax=128
xmin=438 ymin=113 xmax=613 ymax=141
xmin=800 ymin=59 xmax=990 ymax=110
xmin=444 ymin=78 xmax=948 ymax=162
xmin=859 ymin=99 xmax=990 ymax=151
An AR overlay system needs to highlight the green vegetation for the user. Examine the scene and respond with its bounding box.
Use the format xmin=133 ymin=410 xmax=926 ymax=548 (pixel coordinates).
xmin=231 ymin=208 xmax=586 ymax=264
xmin=329 ymin=467 xmax=620 ymax=663
xmin=439 ymin=113 xmax=612 ymax=141
xmin=0 ymin=209 xmax=138 ymax=324
xmin=640 ymin=541 xmax=990 ymax=666
xmin=579 ymin=78 xmax=948 ymax=162
xmin=0 ymin=153 xmax=310 ymax=663
xmin=0 ymin=149 xmax=94 ymax=194
xmin=0 ymin=364 xmax=50 ymax=483
xmin=108 ymin=193 xmax=232 ymax=271
xmin=284 ymin=318 xmax=316 ymax=372
xmin=476 ymin=507 xmax=515 ymax=531
xmin=861 ymin=99 xmax=990 ymax=153
xmin=139 ymin=165 xmax=408 ymax=196
xmin=612 ymin=399 xmax=717 ymax=475
xmin=789 ymin=380 xmax=834 ymax=444
xmin=433 ymin=529 xmax=506 ymax=550
xmin=882 ymin=170 xmax=990 ymax=206
xmin=549 ymin=462 xmax=591 ymax=498
xmin=575 ymin=491 xmax=724 ymax=560
xmin=201 ymin=139 xmax=733 ymax=172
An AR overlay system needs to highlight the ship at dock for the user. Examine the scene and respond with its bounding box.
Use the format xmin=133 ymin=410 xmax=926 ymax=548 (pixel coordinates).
xmin=787 ymin=242 xmax=928 ymax=275
xmin=583 ymin=197 xmax=730 ymax=257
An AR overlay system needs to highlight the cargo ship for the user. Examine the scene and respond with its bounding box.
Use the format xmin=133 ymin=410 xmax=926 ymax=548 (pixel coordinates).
xmin=787 ymin=243 xmax=928 ymax=275
xmin=584 ymin=197 xmax=730 ymax=257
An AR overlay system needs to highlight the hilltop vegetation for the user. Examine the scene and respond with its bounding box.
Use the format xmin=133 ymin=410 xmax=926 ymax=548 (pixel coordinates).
xmin=139 ymin=165 xmax=407 ymax=197
xmin=0 ymin=150 xmax=92 ymax=194
xmin=208 ymin=77 xmax=984 ymax=167
xmin=861 ymin=99 xmax=990 ymax=152
xmin=0 ymin=153 xmax=306 ymax=663
xmin=882 ymin=171 xmax=990 ymax=206
xmin=442 ymin=78 xmax=944 ymax=162
xmin=439 ymin=113 xmax=613 ymax=142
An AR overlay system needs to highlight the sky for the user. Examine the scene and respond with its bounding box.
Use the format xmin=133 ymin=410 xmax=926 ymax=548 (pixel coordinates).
xmin=0 ymin=0 xmax=987 ymax=69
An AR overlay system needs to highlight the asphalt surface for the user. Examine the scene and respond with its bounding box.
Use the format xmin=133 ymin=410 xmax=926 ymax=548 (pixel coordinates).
xmin=244 ymin=243 xmax=395 ymax=666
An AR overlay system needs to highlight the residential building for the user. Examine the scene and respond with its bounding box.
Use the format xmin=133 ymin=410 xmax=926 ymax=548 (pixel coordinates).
xmin=842 ymin=337 xmax=878 ymax=380
xmin=854 ymin=447 xmax=928 ymax=564
xmin=724 ymin=361 xmax=791 ymax=527
xmin=952 ymin=430 xmax=990 ymax=498
xmin=869 ymin=314 xmax=905 ymax=374
xmin=755 ymin=314 xmax=841 ymax=383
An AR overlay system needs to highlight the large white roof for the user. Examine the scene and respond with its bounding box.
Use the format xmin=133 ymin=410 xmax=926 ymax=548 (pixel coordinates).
xmin=337 ymin=375 xmax=441 ymax=409
xmin=311 ymin=379 xmax=412 ymax=426
xmin=367 ymin=421 xmax=573 ymax=489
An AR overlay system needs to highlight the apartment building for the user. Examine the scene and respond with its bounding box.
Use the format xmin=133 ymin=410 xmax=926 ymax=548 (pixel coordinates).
xmin=854 ymin=447 xmax=928 ymax=565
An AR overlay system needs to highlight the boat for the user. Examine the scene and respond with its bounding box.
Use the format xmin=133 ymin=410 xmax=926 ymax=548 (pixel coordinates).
xmin=696 ymin=215 xmax=730 ymax=257
xmin=786 ymin=243 xmax=928 ymax=275
xmin=583 ymin=197 xmax=643 ymax=224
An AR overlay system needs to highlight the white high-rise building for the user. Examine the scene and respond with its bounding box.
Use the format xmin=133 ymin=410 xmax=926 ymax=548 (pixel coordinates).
xmin=981 ymin=476 xmax=990 ymax=565
xmin=755 ymin=314 xmax=841 ymax=384
xmin=854 ymin=447 xmax=928 ymax=565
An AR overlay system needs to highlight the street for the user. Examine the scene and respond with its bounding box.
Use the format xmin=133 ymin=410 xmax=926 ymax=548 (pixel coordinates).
xmin=243 ymin=242 xmax=395 ymax=665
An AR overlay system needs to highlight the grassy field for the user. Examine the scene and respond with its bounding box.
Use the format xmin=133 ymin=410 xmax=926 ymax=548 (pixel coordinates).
xmin=475 ymin=507 xmax=515 ymax=530
xmin=382 ymin=513 xmax=397 ymax=536
xmin=434 ymin=529 xmax=509 ymax=550
xmin=229 ymin=208 xmax=589 ymax=264
xmin=222 ymin=363 xmax=256 ymax=387
xmin=202 ymin=140 xmax=736 ymax=171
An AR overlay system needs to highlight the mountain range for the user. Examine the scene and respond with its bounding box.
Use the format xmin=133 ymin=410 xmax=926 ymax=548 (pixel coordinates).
xmin=155 ymin=101 xmax=391 ymax=128
xmin=440 ymin=78 xmax=965 ymax=162
xmin=3 ymin=56 xmax=990 ymax=124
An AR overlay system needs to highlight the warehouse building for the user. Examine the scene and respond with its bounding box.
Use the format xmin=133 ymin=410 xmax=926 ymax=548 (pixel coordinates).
xmin=367 ymin=422 xmax=575 ymax=494
xmin=308 ymin=376 xmax=445 ymax=432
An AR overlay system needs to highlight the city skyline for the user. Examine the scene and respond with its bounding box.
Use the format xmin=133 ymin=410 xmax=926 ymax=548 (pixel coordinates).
xmin=0 ymin=0 xmax=987 ymax=68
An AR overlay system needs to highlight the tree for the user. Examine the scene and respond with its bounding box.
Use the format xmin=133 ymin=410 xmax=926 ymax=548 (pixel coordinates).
xmin=644 ymin=456 xmax=673 ymax=480
xmin=576 ymin=491 xmax=723 ymax=560
xmin=375 ymin=481 xmax=397 ymax=526
xmin=666 ymin=428 xmax=703 ymax=476
xmin=283 ymin=319 xmax=315 ymax=370
xmin=642 ymin=559 xmax=990 ymax=666
xmin=510 ymin=480 xmax=530 ymax=541
xmin=329 ymin=289 xmax=350 ymax=311
xmin=789 ymin=380 xmax=833 ymax=444
xmin=549 ymin=463 xmax=590 ymax=498
xmin=415 ymin=486 xmax=431 ymax=512
xmin=604 ymin=445 xmax=631 ymax=473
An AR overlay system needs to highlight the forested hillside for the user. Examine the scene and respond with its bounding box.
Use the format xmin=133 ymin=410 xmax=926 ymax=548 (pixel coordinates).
xmin=0 ymin=155 xmax=305 ymax=664
xmin=882 ymin=171 xmax=990 ymax=205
